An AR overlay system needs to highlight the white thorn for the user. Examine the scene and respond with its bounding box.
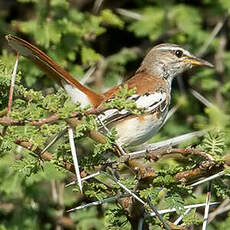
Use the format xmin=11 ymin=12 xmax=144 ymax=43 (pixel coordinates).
xmin=68 ymin=127 xmax=83 ymax=193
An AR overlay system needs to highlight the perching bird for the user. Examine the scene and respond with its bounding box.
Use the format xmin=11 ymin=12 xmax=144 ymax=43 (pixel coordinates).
xmin=6 ymin=35 xmax=213 ymax=147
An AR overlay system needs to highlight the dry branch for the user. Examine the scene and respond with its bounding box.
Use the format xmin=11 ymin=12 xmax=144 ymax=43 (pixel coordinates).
xmin=174 ymin=161 xmax=223 ymax=183
xmin=14 ymin=138 xmax=75 ymax=173
xmin=0 ymin=107 xmax=105 ymax=127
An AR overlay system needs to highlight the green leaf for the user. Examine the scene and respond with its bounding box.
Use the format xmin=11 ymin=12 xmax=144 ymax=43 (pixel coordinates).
xmin=128 ymin=7 xmax=164 ymax=40
xmin=100 ymin=9 xmax=124 ymax=28
xmin=81 ymin=47 xmax=100 ymax=65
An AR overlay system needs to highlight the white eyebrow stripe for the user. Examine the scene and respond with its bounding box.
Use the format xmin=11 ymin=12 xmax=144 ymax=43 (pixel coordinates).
xmin=157 ymin=47 xmax=191 ymax=56
xmin=157 ymin=46 xmax=181 ymax=51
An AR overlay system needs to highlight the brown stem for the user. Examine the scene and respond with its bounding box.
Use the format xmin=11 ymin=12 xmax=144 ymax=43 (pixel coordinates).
xmin=14 ymin=138 xmax=75 ymax=173
xmin=0 ymin=107 xmax=105 ymax=127
xmin=116 ymin=148 xmax=214 ymax=164
xmin=7 ymin=52 xmax=19 ymax=117
xmin=174 ymin=161 xmax=223 ymax=184
xmin=147 ymin=148 xmax=214 ymax=161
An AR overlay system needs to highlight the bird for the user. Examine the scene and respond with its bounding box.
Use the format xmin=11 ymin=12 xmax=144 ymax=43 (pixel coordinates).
xmin=6 ymin=35 xmax=213 ymax=147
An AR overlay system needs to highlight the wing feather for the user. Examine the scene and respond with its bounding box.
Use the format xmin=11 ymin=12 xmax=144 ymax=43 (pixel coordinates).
xmin=98 ymin=91 xmax=167 ymax=125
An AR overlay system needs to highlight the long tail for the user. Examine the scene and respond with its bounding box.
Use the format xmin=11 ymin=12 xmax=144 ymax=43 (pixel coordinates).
xmin=6 ymin=35 xmax=104 ymax=107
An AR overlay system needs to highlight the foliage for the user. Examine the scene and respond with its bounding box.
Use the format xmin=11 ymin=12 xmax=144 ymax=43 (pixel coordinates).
xmin=103 ymin=84 xmax=142 ymax=114
xmin=1 ymin=0 xmax=230 ymax=229
xmin=200 ymin=130 xmax=226 ymax=159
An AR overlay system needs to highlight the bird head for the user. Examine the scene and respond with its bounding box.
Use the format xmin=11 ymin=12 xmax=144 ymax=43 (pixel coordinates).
xmin=137 ymin=43 xmax=213 ymax=81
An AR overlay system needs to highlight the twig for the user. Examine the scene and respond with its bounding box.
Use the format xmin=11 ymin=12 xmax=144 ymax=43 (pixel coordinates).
xmin=116 ymin=8 xmax=142 ymax=20
xmin=40 ymin=128 xmax=67 ymax=155
xmin=11 ymin=132 xmax=223 ymax=187
xmin=190 ymin=171 xmax=226 ymax=187
xmin=208 ymin=199 xmax=230 ymax=223
xmin=174 ymin=208 xmax=191 ymax=225
xmin=174 ymin=161 xmax=222 ymax=184
xmin=126 ymin=148 xmax=214 ymax=162
xmin=197 ymin=16 xmax=227 ymax=57
xmin=102 ymin=171 xmax=146 ymax=205
xmin=14 ymin=138 xmax=75 ymax=173
xmin=7 ymin=52 xmax=19 ymax=117
xmin=202 ymin=182 xmax=212 ymax=230
xmin=65 ymin=171 xmax=101 ymax=187
xmin=127 ymin=130 xmax=206 ymax=159
xmin=152 ymin=148 xmax=213 ymax=161
xmin=214 ymin=22 xmax=227 ymax=107
xmin=67 ymin=169 xmax=147 ymax=214
xmin=147 ymin=197 xmax=171 ymax=230
xmin=163 ymin=105 xmax=179 ymax=125
xmin=147 ymin=202 xmax=219 ymax=217
xmin=66 ymin=169 xmax=146 ymax=207
xmin=98 ymin=117 xmax=126 ymax=155
xmin=190 ymin=89 xmax=213 ymax=107
xmin=93 ymin=0 xmax=104 ymax=14
xmin=67 ymin=194 xmax=125 ymax=212
xmin=68 ymin=127 xmax=83 ymax=193
xmin=107 ymin=147 xmax=214 ymax=170
xmin=39 ymin=118 xmax=107 ymax=157
xmin=0 ymin=113 xmax=61 ymax=126
xmin=80 ymin=66 xmax=96 ymax=85
xmin=0 ymin=107 xmax=105 ymax=127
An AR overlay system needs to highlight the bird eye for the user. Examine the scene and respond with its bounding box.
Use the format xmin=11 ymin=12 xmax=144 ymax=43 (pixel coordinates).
xmin=175 ymin=50 xmax=183 ymax=58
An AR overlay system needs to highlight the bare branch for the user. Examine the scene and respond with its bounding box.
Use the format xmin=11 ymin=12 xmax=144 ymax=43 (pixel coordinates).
xmin=190 ymin=89 xmax=213 ymax=107
xmin=7 ymin=52 xmax=19 ymax=117
xmin=102 ymin=171 xmax=146 ymax=206
xmin=128 ymin=131 xmax=206 ymax=158
xmin=80 ymin=66 xmax=96 ymax=85
xmin=197 ymin=16 xmax=227 ymax=57
xmin=174 ymin=161 xmax=223 ymax=184
xmin=147 ymin=202 xmax=219 ymax=217
xmin=0 ymin=107 xmax=105 ymax=127
xmin=202 ymin=182 xmax=212 ymax=230
xmin=14 ymin=138 xmax=75 ymax=173
xmin=67 ymin=194 xmax=126 ymax=212
xmin=119 ymin=147 xmax=214 ymax=163
xmin=190 ymin=171 xmax=226 ymax=187
xmin=174 ymin=208 xmax=191 ymax=225
xmin=0 ymin=113 xmax=61 ymax=126
xmin=208 ymin=199 xmax=230 ymax=223
xmin=40 ymin=128 xmax=68 ymax=155
xmin=116 ymin=8 xmax=142 ymax=20
xmin=147 ymin=197 xmax=171 ymax=230
xmin=93 ymin=0 xmax=104 ymax=14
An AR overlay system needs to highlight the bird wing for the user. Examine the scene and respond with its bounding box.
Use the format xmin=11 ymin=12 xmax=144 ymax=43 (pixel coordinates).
xmin=98 ymin=91 xmax=167 ymax=125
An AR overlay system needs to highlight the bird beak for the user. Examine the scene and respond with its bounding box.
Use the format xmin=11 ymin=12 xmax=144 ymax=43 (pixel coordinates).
xmin=184 ymin=56 xmax=214 ymax=68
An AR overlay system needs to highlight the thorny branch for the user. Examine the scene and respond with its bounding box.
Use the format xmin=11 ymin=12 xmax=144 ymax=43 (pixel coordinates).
xmin=0 ymin=101 xmax=226 ymax=228
xmin=1 ymin=51 xmax=226 ymax=228
xmin=0 ymin=107 xmax=105 ymax=126
xmin=9 ymin=134 xmax=225 ymax=229
xmin=8 ymin=133 xmax=225 ymax=185
xmin=118 ymin=147 xmax=214 ymax=162
xmin=14 ymin=138 xmax=75 ymax=173
xmin=0 ymin=123 xmax=225 ymax=230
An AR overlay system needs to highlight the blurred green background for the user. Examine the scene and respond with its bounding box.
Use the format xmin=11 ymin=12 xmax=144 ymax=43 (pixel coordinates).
xmin=0 ymin=0 xmax=230 ymax=229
